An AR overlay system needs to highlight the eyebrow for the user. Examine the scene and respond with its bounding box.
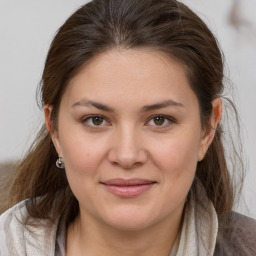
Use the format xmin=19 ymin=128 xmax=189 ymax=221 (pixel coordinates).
xmin=72 ymin=99 xmax=184 ymax=112
xmin=141 ymin=99 xmax=184 ymax=112
xmin=72 ymin=100 xmax=114 ymax=112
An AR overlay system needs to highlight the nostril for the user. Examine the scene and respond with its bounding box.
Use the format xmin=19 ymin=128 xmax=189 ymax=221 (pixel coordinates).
xmin=111 ymin=160 xmax=144 ymax=169
xmin=107 ymin=144 xmax=148 ymax=169
xmin=112 ymin=161 xmax=119 ymax=166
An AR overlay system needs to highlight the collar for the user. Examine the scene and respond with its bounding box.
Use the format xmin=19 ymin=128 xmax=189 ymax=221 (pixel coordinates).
xmin=174 ymin=180 xmax=218 ymax=256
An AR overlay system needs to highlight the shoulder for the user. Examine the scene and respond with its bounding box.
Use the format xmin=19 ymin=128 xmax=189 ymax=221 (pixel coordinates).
xmin=0 ymin=201 xmax=28 ymax=255
xmin=215 ymin=211 xmax=256 ymax=256
xmin=0 ymin=200 xmax=59 ymax=256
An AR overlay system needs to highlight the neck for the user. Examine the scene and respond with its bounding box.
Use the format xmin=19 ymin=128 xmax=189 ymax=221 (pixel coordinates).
xmin=66 ymin=207 xmax=184 ymax=256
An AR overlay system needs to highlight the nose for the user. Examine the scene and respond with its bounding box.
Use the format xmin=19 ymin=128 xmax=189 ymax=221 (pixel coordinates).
xmin=107 ymin=125 xmax=148 ymax=169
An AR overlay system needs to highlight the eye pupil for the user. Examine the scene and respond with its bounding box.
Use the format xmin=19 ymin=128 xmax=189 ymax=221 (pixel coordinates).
xmin=154 ymin=116 xmax=165 ymax=125
xmin=92 ymin=116 xmax=104 ymax=125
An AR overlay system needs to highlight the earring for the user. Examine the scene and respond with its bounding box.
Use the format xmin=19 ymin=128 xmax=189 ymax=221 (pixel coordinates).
xmin=56 ymin=157 xmax=65 ymax=169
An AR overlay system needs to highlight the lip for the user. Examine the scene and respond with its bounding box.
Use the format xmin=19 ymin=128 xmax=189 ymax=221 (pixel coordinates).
xmin=100 ymin=178 xmax=157 ymax=198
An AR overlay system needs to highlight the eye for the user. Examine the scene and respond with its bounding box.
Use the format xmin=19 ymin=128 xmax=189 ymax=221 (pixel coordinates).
xmin=82 ymin=115 xmax=109 ymax=127
xmin=146 ymin=115 xmax=175 ymax=127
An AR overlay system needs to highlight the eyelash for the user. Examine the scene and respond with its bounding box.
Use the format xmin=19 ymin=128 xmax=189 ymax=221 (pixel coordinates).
xmin=146 ymin=115 xmax=176 ymax=127
xmin=81 ymin=114 xmax=176 ymax=128
xmin=81 ymin=115 xmax=109 ymax=127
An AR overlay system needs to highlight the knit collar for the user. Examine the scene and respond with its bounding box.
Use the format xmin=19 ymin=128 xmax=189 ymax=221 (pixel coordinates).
xmin=170 ymin=181 xmax=218 ymax=256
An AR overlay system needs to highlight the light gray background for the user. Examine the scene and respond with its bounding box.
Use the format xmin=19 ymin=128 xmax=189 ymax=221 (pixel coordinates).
xmin=0 ymin=0 xmax=255 ymax=218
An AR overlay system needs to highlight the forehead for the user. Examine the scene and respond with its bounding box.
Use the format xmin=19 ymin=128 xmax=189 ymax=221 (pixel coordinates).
xmin=61 ymin=48 xmax=198 ymax=109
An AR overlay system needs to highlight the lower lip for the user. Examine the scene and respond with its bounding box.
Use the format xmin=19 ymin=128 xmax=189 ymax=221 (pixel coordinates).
xmin=102 ymin=184 xmax=155 ymax=198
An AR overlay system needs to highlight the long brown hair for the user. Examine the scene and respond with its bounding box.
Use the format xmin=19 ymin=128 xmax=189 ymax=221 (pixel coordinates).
xmin=5 ymin=0 xmax=244 ymax=222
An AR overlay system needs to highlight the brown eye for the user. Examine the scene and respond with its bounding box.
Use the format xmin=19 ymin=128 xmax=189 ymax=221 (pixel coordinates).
xmin=146 ymin=115 xmax=175 ymax=128
xmin=153 ymin=116 xmax=165 ymax=126
xmin=92 ymin=116 xmax=104 ymax=126
xmin=82 ymin=115 xmax=108 ymax=127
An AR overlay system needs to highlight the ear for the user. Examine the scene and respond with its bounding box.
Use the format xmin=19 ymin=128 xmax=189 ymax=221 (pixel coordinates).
xmin=44 ymin=105 xmax=63 ymax=157
xmin=198 ymin=98 xmax=222 ymax=161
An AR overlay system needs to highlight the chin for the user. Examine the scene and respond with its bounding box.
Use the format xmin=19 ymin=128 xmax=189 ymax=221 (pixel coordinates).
xmin=101 ymin=207 xmax=159 ymax=231
xmin=106 ymin=218 xmax=154 ymax=231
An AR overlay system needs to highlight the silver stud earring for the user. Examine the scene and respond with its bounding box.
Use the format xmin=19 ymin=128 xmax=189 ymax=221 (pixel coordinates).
xmin=56 ymin=157 xmax=65 ymax=169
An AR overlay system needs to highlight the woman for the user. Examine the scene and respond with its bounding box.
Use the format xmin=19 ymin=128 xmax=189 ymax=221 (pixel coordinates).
xmin=0 ymin=0 xmax=255 ymax=255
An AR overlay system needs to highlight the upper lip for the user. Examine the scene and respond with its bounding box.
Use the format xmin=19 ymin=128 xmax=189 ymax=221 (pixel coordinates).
xmin=101 ymin=178 xmax=156 ymax=186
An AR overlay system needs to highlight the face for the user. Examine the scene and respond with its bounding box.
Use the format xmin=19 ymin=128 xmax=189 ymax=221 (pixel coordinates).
xmin=45 ymin=49 xmax=218 ymax=231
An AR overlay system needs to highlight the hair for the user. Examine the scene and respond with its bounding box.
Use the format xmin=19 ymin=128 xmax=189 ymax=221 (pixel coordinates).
xmin=5 ymin=0 xmax=244 ymax=223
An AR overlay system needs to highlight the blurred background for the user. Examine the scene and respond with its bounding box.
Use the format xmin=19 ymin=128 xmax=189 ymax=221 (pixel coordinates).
xmin=0 ymin=0 xmax=256 ymax=217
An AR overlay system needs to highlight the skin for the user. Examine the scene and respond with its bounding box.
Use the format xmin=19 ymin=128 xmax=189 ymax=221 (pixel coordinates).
xmin=44 ymin=49 xmax=221 ymax=256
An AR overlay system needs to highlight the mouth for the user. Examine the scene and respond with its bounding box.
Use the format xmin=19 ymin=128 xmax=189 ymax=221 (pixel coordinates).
xmin=100 ymin=178 xmax=157 ymax=198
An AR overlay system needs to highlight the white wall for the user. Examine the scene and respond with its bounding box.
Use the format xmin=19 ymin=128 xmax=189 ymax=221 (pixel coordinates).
xmin=0 ymin=0 xmax=90 ymax=160
xmin=0 ymin=0 xmax=255 ymax=218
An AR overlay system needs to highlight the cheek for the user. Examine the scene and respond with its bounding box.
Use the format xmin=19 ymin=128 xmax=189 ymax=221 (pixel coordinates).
xmin=152 ymin=133 xmax=201 ymax=175
xmin=146 ymin=134 xmax=200 ymax=217
xmin=59 ymin=132 xmax=110 ymax=203
xmin=59 ymin=129 xmax=109 ymax=177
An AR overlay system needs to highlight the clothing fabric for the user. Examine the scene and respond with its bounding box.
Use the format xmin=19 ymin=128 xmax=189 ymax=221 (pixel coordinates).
xmin=214 ymin=211 xmax=256 ymax=255
xmin=0 ymin=201 xmax=59 ymax=256
xmin=0 ymin=186 xmax=256 ymax=255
